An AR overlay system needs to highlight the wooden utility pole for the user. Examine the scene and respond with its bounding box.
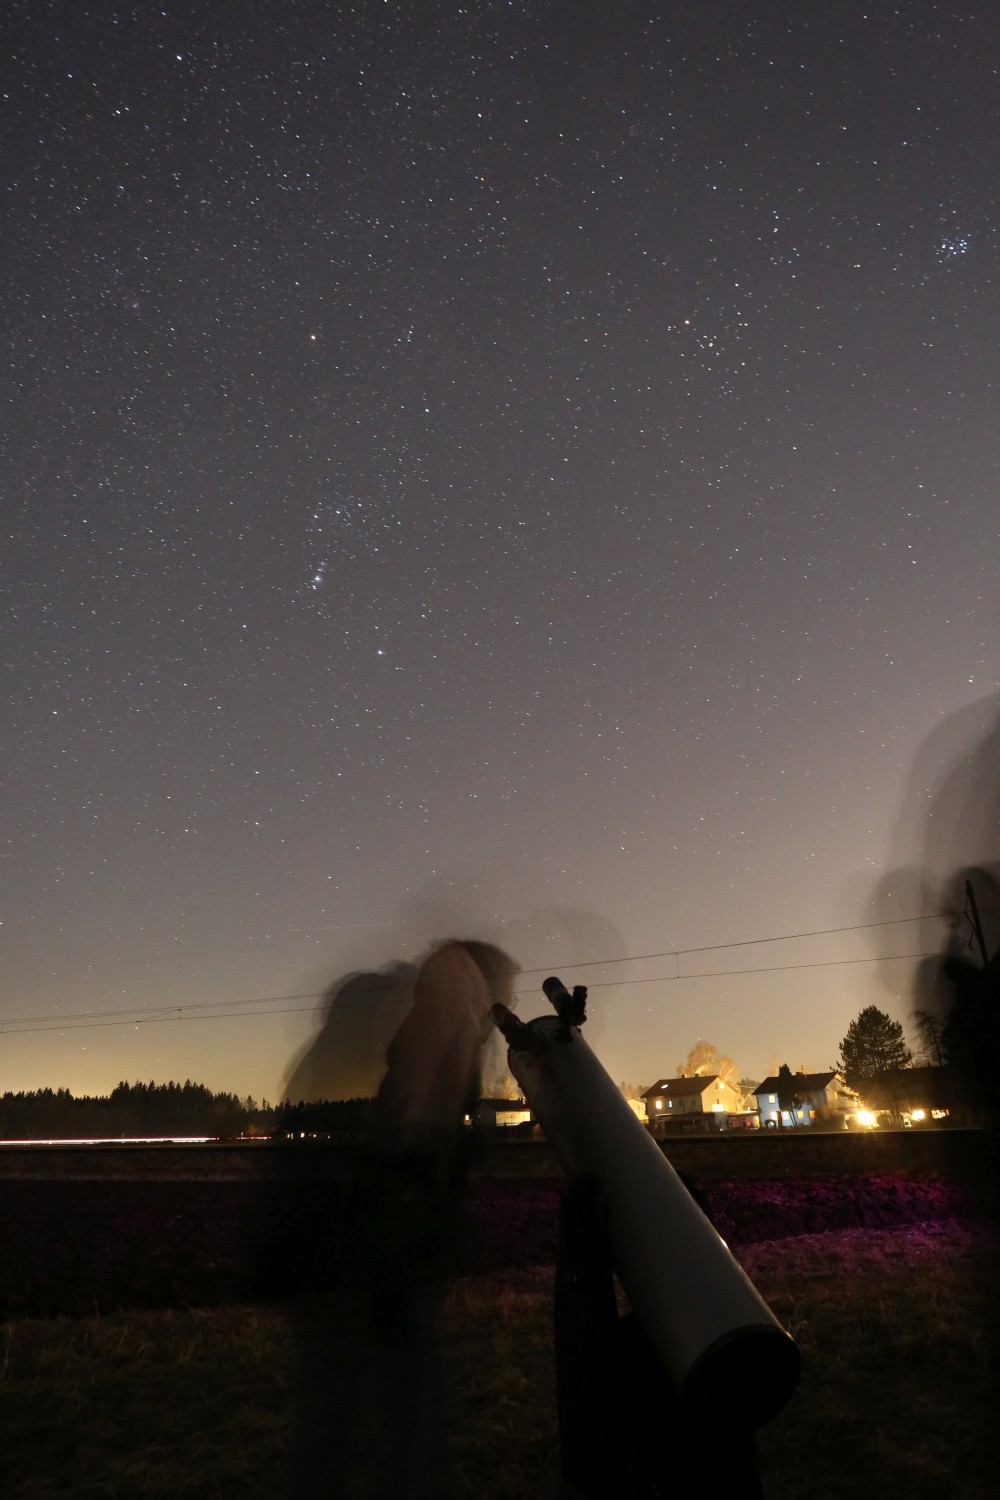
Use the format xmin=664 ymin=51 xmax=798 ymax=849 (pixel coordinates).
xmin=965 ymin=879 xmax=990 ymax=967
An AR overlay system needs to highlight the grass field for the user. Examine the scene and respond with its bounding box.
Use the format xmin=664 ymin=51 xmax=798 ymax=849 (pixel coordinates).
xmin=1 ymin=1217 xmax=996 ymax=1499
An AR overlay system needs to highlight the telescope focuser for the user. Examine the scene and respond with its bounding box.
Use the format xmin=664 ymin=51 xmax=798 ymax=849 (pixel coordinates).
xmin=490 ymin=1002 xmax=549 ymax=1055
xmin=543 ymin=976 xmax=587 ymax=1039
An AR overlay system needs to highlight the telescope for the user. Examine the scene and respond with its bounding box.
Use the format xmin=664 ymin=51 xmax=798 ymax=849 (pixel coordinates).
xmin=492 ymin=980 xmax=800 ymax=1430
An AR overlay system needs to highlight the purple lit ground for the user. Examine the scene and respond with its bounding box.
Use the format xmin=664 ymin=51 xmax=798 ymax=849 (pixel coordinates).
xmin=0 ymin=1169 xmax=988 ymax=1319
xmin=0 ymin=1175 xmax=996 ymax=1499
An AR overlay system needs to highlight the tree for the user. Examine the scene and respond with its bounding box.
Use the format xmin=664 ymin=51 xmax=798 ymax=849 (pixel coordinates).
xmin=676 ymin=1040 xmax=740 ymax=1091
xmin=838 ymin=1006 xmax=912 ymax=1105
xmin=911 ymin=1009 xmax=946 ymax=1068
xmin=618 ymin=1081 xmax=646 ymax=1100
xmin=738 ymin=1076 xmax=760 ymax=1112
xmin=775 ymin=1064 xmax=801 ymax=1126
xmin=484 ymin=1069 xmax=522 ymax=1101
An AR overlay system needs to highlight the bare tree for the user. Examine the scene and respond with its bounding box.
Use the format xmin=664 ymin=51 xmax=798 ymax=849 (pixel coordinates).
xmin=618 ymin=1081 xmax=646 ymax=1100
xmin=676 ymin=1040 xmax=740 ymax=1091
xmin=484 ymin=1069 xmax=522 ymax=1100
xmin=911 ymin=1009 xmax=946 ymax=1067
xmin=738 ymin=1076 xmax=760 ymax=1111
xmin=776 ymin=1064 xmax=801 ymax=1126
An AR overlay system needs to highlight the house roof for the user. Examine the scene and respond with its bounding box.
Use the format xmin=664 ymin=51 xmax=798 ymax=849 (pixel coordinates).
xmin=642 ymin=1075 xmax=736 ymax=1100
xmin=753 ymin=1072 xmax=839 ymax=1096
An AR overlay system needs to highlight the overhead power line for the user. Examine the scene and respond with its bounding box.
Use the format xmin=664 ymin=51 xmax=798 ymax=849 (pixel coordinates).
xmin=561 ymin=949 xmax=937 ymax=991
xmin=0 ymin=948 xmax=946 ymax=1035
xmin=513 ymin=911 xmax=955 ymax=976
xmin=0 ymin=910 xmax=953 ymax=1037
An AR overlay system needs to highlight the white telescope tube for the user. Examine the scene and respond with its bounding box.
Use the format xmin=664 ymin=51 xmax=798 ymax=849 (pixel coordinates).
xmin=502 ymin=1012 xmax=799 ymax=1425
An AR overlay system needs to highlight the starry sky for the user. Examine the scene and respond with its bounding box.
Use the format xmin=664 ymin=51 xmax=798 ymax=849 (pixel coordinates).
xmin=3 ymin=1 xmax=998 ymax=1106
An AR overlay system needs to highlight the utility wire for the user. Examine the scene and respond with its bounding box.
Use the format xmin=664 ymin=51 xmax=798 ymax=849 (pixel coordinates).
xmin=552 ymin=949 xmax=937 ymax=991
xmin=1 ymin=949 xmax=943 ymax=1034
xmin=1 ymin=908 xmax=953 ymax=1032
xmin=513 ymin=910 xmax=955 ymax=976
xmin=0 ymin=915 xmax=953 ymax=1033
xmin=1 ymin=921 xmax=950 ymax=1036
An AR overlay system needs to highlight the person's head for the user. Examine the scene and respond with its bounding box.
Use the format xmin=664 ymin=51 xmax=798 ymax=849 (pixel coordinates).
xmin=456 ymin=939 xmax=519 ymax=1026
xmin=409 ymin=939 xmax=519 ymax=1046
xmin=459 ymin=938 xmax=518 ymax=992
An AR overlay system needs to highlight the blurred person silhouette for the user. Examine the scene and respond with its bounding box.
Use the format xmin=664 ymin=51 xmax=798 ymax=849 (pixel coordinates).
xmin=286 ymin=937 xmax=519 ymax=1499
xmin=936 ymin=867 xmax=1000 ymax=1124
xmin=282 ymin=960 xmax=418 ymax=1106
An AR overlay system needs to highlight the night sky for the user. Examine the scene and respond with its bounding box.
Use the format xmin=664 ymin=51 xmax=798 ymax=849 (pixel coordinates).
xmin=4 ymin=2 xmax=998 ymax=1106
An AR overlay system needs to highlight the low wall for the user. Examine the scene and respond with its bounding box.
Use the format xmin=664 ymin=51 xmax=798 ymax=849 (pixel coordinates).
xmin=485 ymin=1127 xmax=998 ymax=1188
xmin=0 ymin=1141 xmax=356 ymax=1182
xmin=0 ymin=1127 xmax=996 ymax=1193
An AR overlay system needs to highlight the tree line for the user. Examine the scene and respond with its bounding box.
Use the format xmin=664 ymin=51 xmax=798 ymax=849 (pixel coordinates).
xmin=0 ymin=1081 xmax=271 ymax=1140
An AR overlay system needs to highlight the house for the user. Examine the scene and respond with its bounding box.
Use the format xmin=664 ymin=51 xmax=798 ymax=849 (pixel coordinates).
xmin=753 ymin=1071 xmax=854 ymax=1128
xmin=862 ymin=1065 xmax=956 ymax=1125
xmin=471 ymin=1097 xmax=532 ymax=1131
xmin=642 ymin=1074 xmax=743 ymax=1134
